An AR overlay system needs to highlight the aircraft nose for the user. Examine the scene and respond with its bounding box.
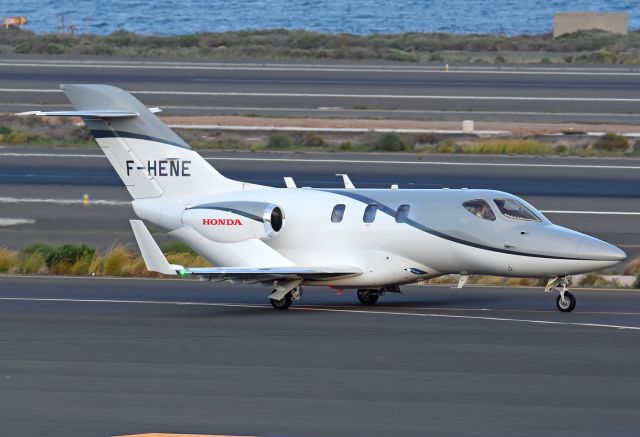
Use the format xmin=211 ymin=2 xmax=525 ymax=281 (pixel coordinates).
xmin=578 ymin=237 xmax=627 ymax=262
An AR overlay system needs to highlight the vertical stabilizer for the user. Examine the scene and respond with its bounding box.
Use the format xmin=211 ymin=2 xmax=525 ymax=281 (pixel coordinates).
xmin=61 ymin=84 xmax=243 ymax=199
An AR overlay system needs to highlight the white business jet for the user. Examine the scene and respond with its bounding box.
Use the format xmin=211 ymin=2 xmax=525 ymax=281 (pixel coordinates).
xmin=21 ymin=84 xmax=627 ymax=312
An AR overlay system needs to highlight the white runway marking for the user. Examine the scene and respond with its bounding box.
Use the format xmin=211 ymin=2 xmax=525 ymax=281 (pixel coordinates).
xmin=3 ymin=151 xmax=639 ymax=170
xmin=1 ymin=296 xmax=639 ymax=331
xmin=4 ymin=87 xmax=640 ymax=103
xmin=0 ymin=218 xmax=36 ymax=226
xmin=2 ymin=60 xmax=640 ymax=76
xmin=0 ymin=197 xmax=129 ymax=206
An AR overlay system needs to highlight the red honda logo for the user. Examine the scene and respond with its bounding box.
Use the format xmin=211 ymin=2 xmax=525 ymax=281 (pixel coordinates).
xmin=202 ymin=218 xmax=242 ymax=225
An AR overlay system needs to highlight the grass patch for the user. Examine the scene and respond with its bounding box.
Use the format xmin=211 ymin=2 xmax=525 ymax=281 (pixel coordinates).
xmin=463 ymin=139 xmax=553 ymax=155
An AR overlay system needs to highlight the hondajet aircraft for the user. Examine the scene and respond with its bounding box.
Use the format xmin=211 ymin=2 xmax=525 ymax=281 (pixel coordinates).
xmin=22 ymin=84 xmax=627 ymax=312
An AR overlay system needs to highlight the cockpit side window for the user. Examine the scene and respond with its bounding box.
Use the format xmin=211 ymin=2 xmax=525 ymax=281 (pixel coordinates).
xmin=493 ymin=198 xmax=540 ymax=222
xmin=462 ymin=199 xmax=496 ymax=221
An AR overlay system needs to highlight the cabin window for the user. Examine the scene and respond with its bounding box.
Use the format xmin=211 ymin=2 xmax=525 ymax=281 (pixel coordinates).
xmin=493 ymin=198 xmax=540 ymax=222
xmin=395 ymin=204 xmax=410 ymax=223
xmin=363 ymin=204 xmax=378 ymax=223
xmin=462 ymin=199 xmax=496 ymax=221
xmin=331 ymin=204 xmax=346 ymax=223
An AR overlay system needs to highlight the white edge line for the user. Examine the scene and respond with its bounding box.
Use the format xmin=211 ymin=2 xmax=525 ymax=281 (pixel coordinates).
xmin=0 ymin=296 xmax=638 ymax=331
xmin=3 ymin=88 xmax=640 ymax=103
xmin=2 ymin=151 xmax=639 ymax=170
xmin=2 ymin=61 xmax=640 ymax=77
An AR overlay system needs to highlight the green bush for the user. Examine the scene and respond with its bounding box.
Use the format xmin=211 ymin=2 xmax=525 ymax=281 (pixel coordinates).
xmin=20 ymin=242 xmax=55 ymax=257
xmin=45 ymin=244 xmax=95 ymax=270
xmin=375 ymin=132 xmax=410 ymax=152
xmin=554 ymin=144 xmax=568 ymax=154
xmin=0 ymin=125 xmax=11 ymax=135
xmin=267 ymin=132 xmax=293 ymax=149
xmin=301 ymin=132 xmax=326 ymax=148
xmin=591 ymin=132 xmax=629 ymax=152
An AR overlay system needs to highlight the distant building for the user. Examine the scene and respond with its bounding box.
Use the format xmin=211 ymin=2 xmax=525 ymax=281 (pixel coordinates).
xmin=554 ymin=12 xmax=628 ymax=38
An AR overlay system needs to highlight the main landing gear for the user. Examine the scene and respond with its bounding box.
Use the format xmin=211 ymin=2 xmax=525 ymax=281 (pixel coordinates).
xmin=356 ymin=286 xmax=400 ymax=306
xmin=356 ymin=289 xmax=380 ymax=305
xmin=546 ymin=276 xmax=576 ymax=313
xmin=269 ymin=280 xmax=302 ymax=310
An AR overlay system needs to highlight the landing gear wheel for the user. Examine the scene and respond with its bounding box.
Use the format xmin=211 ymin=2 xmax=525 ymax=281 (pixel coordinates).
xmin=271 ymin=293 xmax=292 ymax=310
xmin=556 ymin=291 xmax=576 ymax=313
xmin=357 ymin=289 xmax=380 ymax=305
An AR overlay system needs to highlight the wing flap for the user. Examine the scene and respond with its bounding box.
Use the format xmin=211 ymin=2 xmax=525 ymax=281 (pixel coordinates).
xmin=187 ymin=266 xmax=362 ymax=280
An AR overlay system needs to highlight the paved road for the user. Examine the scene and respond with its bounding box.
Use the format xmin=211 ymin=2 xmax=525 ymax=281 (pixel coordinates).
xmin=1 ymin=149 xmax=638 ymax=263
xmin=2 ymin=57 xmax=640 ymax=123
xmin=0 ymin=276 xmax=639 ymax=437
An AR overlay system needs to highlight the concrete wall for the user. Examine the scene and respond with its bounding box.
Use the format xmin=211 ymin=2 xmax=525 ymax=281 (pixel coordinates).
xmin=554 ymin=12 xmax=628 ymax=38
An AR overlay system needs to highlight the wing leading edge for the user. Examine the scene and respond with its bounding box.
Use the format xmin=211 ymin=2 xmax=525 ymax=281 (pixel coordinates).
xmin=129 ymin=220 xmax=362 ymax=281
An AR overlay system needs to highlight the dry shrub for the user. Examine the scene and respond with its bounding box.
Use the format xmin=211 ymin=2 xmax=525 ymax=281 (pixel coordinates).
xmin=166 ymin=252 xmax=211 ymax=268
xmin=624 ymin=258 xmax=640 ymax=275
xmin=16 ymin=252 xmax=46 ymax=274
xmin=578 ymin=273 xmax=620 ymax=288
xmin=465 ymin=139 xmax=553 ymax=155
xmin=0 ymin=247 xmax=18 ymax=273
xmin=505 ymin=277 xmax=537 ymax=286
xmin=102 ymin=245 xmax=137 ymax=276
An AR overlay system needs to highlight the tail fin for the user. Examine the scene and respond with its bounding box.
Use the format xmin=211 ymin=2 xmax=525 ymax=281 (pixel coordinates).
xmin=60 ymin=84 xmax=242 ymax=199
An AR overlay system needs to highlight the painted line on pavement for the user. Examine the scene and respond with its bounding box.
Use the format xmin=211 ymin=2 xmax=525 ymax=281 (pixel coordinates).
xmin=0 ymin=218 xmax=36 ymax=226
xmin=4 ymin=88 xmax=640 ymax=103
xmin=3 ymin=151 xmax=638 ymax=170
xmin=2 ymin=61 xmax=640 ymax=76
xmin=0 ymin=197 xmax=129 ymax=206
xmin=1 ymin=296 xmax=639 ymax=331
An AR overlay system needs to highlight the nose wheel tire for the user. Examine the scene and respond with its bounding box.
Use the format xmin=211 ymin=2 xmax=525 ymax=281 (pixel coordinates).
xmin=556 ymin=291 xmax=576 ymax=313
xmin=271 ymin=293 xmax=293 ymax=310
xmin=357 ymin=289 xmax=380 ymax=305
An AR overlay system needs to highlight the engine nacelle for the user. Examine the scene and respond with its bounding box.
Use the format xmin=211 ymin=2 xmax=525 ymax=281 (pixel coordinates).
xmin=182 ymin=201 xmax=284 ymax=243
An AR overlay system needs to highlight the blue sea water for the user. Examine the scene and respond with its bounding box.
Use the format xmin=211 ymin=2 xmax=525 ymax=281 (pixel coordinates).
xmin=2 ymin=0 xmax=640 ymax=36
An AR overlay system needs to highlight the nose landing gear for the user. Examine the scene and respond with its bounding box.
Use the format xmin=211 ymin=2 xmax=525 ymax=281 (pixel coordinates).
xmin=546 ymin=276 xmax=576 ymax=313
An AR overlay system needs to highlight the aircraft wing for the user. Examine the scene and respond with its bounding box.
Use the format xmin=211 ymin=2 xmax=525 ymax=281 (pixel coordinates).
xmin=185 ymin=266 xmax=361 ymax=281
xmin=130 ymin=220 xmax=362 ymax=281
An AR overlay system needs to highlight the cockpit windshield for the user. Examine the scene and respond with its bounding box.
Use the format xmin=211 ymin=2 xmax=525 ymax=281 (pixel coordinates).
xmin=462 ymin=199 xmax=496 ymax=221
xmin=493 ymin=198 xmax=541 ymax=222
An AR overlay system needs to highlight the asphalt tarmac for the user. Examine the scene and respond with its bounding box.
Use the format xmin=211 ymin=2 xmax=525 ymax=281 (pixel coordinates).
xmin=2 ymin=56 xmax=640 ymax=123
xmin=1 ymin=149 xmax=638 ymax=263
xmin=0 ymin=275 xmax=639 ymax=437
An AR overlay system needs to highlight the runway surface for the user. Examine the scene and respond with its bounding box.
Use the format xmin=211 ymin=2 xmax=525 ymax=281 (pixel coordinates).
xmin=1 ymin=275 xmax=639 ymax=437
xmin=1 ymin=148 xmax=638 ymax=263
xmin=2 ymin=56 xmax=640 ymax=123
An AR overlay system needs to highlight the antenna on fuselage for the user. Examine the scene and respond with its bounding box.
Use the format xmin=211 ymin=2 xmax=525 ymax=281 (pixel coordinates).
xmin=284 ymin=177 xmax=297 ymax=188
xmin=336 ymin=174 xmax=355 ymax=189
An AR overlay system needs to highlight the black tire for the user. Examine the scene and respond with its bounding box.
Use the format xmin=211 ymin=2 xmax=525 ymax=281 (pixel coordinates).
xmin=357 ymin=289 xmax=380 ymax=305
xmin=556 ymin=291 xmax=576 ymax=313
xmin=271 ymin=293 xmax=292 ymax=310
